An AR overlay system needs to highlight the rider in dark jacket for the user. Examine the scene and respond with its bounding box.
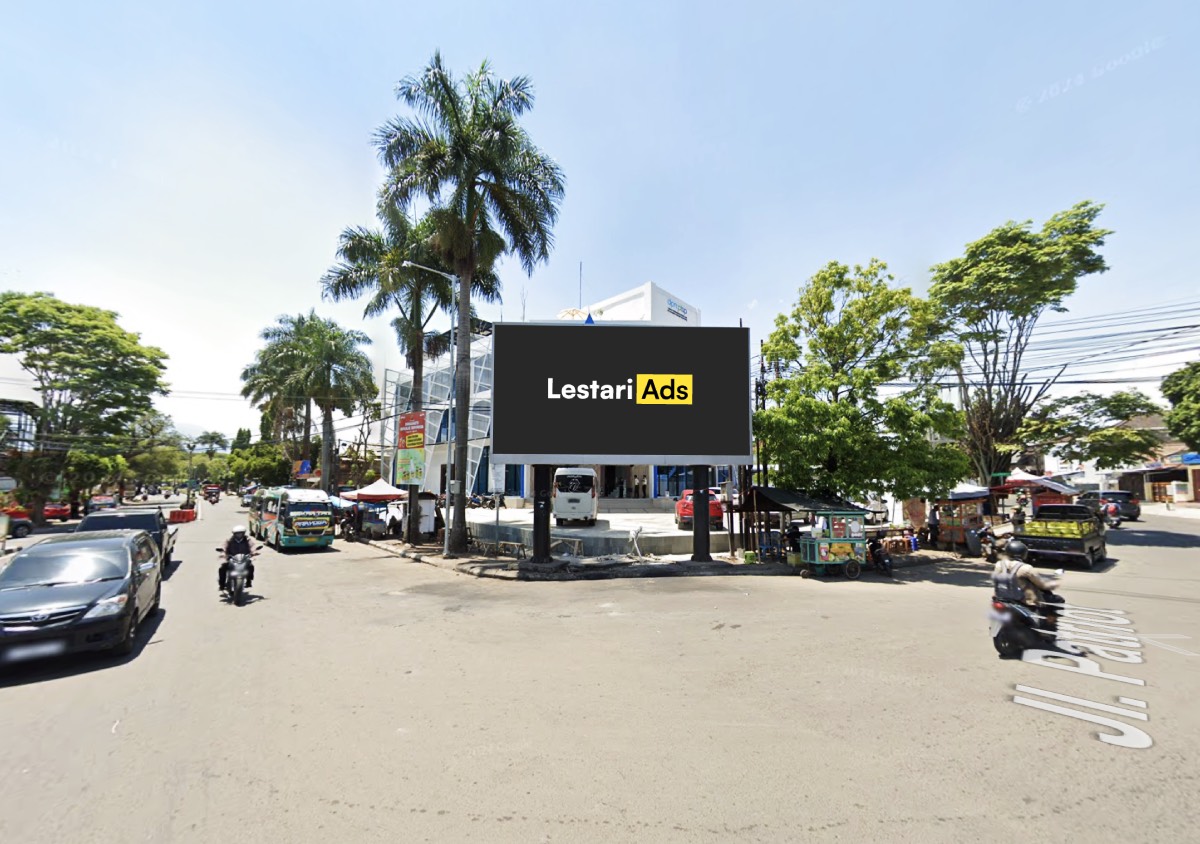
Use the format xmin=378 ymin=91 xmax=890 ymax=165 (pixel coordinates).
xmin=219 ymin=525 xmax=255 ymax=590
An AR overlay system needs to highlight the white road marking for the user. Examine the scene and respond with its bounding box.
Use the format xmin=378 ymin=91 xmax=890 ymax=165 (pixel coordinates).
xmin=111 ymin=720 xmax=120 ymax=734
xmin=1138 ymin=634 xmax=1200 ymax=657
xmin=1014 ymin=685 xmax=1148 ymax=721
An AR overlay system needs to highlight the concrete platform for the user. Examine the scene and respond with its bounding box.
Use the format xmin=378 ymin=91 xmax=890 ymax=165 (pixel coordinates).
xmin=459 ymin=507 xmax=734 ymax=556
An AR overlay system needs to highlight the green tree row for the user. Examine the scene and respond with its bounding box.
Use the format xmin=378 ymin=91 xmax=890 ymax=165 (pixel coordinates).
xmin=758 ymin=201 xmax=1182 ymax=502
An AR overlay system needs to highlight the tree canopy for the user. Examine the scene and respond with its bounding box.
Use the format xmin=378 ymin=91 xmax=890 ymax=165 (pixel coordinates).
xmin=1017 ymin=391 xmax=1164 ymax=470
xmin=0 ymin=292 xmax=168 ymax=519
xmin=929 ymin=201 xmax=1112 ymax=484
xmin=757 ymin=259 xmax=969 ymax=501
xmin=1162 ymin=362 xmax=1200 ymax=451
xmin=242 ymin=312 xmax=375 ymax=493
xmin=375 ymin=51 xmax=564 ymax=551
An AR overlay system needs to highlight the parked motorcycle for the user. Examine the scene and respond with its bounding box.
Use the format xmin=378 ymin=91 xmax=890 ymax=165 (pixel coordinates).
xmin=976 ymin=522 xmax=1000 ymax=563
xmin=989 ymin=568 xmax=1066 ymax=658
xmin=866 ymin=535 xmax=893 ymax=577
xmin=215 ymin=547 xmax=260 ymax=607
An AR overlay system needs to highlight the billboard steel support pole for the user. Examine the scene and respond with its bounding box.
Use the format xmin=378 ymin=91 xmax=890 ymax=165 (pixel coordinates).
xmin=531 ymin=464 xmax=552 ymax=565
xmin=691 ymin=465 xmax=713 ymax=562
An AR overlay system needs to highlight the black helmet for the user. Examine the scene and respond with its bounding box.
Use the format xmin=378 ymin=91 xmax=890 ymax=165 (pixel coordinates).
xmin=1006 ymin=539 xmax=1028 ymax=561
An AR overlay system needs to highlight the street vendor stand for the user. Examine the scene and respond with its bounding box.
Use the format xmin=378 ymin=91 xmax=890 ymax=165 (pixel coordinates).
xmin=737 ymin=488 xmax=870 ymax=574
xmin=931 ymin=483 xmax=990 ymax=551
xmin=791 ymin=506 xmax=869 ymax=578
xmin=990 ymin=469 xmax=1079 ymax=516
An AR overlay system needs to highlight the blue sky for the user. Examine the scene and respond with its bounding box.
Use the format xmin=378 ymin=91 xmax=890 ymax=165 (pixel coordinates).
xmin=1 ymin=1 xmax=1197 ymax=438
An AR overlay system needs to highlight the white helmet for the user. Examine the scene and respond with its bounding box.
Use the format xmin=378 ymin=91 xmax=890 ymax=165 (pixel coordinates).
xmin=232 ymin=525 xmax=247 ymax=535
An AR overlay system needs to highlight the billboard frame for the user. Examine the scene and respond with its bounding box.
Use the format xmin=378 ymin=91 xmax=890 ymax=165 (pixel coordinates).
xmin=489 ymin=321 xmax=753 ymax=466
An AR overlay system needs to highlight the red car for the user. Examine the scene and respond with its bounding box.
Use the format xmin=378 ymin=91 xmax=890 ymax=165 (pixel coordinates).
xmin=44 ymin=502 xmax=72 ymax=521
xmin=675 ymin=489 xmax=725 ymax=531
xmin=3 ymin=502 xmax=71 ymax=522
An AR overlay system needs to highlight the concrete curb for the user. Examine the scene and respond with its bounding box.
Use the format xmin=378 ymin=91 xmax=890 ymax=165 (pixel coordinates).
xmin=364 ymin=538 xmax=953 ymax=581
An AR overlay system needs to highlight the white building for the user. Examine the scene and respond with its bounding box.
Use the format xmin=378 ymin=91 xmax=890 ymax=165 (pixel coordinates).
xmin=582 ymin=282 xmax=701 ymax=327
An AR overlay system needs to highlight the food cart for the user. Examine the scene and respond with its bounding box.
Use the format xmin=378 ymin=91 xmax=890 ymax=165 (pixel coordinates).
xmin=931 ymin=497 xmax=987 ymax=551
xmin=790 ymin=507 xmax=868 ymax=579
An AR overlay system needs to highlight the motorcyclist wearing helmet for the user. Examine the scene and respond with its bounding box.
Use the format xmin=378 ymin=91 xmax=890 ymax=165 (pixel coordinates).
xmin=219 ymin=525 xmax=256 ymax=591
xmin=992 ymin=539 xmax=1060 ymax=607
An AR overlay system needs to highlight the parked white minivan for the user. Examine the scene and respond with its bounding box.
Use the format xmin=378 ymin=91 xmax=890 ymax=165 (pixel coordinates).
xmin=553 ymin=467 xmax=599 ymax=526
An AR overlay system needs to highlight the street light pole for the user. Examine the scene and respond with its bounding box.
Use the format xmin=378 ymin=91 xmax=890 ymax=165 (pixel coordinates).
xmin=402 ymin=260 xmax=461 ymax=558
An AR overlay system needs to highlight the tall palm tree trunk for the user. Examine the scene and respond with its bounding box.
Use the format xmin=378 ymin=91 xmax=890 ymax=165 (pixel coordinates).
xmin=321 ymin=403 xmax=336 ymax=496
xmin=450 ymin=268 xmax=472 ymax=553
xmin=406 ymin=350 xmax=425 ymax=544
xmin=303 ymin=400 xmax=313 ymax=464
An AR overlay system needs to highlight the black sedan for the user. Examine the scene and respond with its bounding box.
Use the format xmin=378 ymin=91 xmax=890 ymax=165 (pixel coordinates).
xmin=0 ymin=530 xmax=162 ymax=665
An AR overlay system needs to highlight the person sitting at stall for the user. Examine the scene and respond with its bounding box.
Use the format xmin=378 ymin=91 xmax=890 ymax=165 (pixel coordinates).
xmin=785 ymin=521 xmax=802 ymax=551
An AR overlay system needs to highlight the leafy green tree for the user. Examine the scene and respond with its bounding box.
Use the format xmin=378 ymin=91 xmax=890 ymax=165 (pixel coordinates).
xmin=127 ymin=411 xmax=181 ymax=454
xmin=1017 ymin=391 xmax=1164 ymax=470
xmin=758 ymin=260 xmax=969 ymax=501
xmin=129 ymin=446 xmax=186 ymax=484
xmin=64 ymin=450 xmax=109 ymax=515
xmin=231 ymin=428 xmax=253 ymax=452
xmin=0 ymin=292 xmax=168 ymax=522
xmin=228 ymin=443 xmax=291 ymax=487
xmin=929 ymin=201 xmax=1113 ymax=485
xmin=1162 ymin=362 xmax=1200 ymax=451
xmin=196 ymin=431 xmax=228 ymax=459
xmin=376 ymin=51 xmax=565 ymax=551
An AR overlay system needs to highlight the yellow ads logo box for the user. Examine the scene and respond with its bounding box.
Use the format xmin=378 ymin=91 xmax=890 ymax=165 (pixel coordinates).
xmin=635 ymin=374 xmax=692 ymax=405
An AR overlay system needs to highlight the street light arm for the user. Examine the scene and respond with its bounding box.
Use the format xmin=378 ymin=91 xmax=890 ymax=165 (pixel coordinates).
xmin=401 ymin=260 xmax=459 ymax=284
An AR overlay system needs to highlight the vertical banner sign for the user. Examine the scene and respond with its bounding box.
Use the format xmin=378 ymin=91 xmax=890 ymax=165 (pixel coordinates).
xmin=394 ymin=411 xmax=427 ymax=486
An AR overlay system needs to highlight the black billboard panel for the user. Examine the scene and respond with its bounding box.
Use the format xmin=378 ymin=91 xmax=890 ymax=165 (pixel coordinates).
xmin=491 ymin=323 xmax=752 ymax=464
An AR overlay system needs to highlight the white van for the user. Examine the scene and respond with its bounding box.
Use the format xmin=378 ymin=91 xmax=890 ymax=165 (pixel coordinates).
xmin=553 ymin=467 xmax=599 ymax=526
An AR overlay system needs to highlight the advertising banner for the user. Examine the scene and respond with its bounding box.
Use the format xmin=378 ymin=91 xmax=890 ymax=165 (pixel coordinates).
xmin=491 ymin=323 xmax=752 ymax=464
xmin=394 ymin=411 xmax=427 ymax=486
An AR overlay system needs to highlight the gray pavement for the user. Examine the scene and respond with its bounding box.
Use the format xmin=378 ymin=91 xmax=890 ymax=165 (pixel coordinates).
xmin=1 ymin=506 xmax=1198 ymax=843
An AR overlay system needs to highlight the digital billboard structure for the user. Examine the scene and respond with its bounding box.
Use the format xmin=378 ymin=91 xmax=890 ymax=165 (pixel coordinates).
xmin=491 ymin=324 xmax=752 ymax=465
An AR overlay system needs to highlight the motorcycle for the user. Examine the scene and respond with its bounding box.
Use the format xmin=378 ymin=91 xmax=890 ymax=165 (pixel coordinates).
xmin=989 ymin=568 xmax=1067 ymax=658
xmin=866 ymin=535 xmax=893 ymax=577
xmin=206 ymin=492 xmax=220 ymax=505
xmin=1100 ymin=502 xmax=1122 ymax=529
xmin=468 ymin=493 xmax=485 ymax=509
xmin=969 ymin=521 xmax=998 ymax=561
xmin=216 ymin=547 xmax=261 ymax=607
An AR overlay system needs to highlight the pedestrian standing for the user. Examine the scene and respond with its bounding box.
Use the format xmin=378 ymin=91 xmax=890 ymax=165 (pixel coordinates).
xmin=928 ymin=504 xmax=941 ymax=546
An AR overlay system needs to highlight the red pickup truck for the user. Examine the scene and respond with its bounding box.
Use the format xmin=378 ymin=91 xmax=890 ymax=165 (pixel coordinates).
xmin=675 ymin=489 xmax=725 ymax=531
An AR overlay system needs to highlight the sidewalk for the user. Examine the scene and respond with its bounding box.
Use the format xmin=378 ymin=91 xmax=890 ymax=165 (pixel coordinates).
xmin=1140 ymin=501 xmax=1200 ymax=521
xmin=364 ymin=536 xmax=954 ymax=581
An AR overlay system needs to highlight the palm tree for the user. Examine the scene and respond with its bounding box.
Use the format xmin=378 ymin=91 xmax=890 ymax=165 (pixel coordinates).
xmin=196 ymin=431 xmax=228 ymax=460
xmin=375 ymin=51 xmax=565 ymax=552
xmin=242 ymin=313 xmax=323 ymax=464
xmin=241 ymin=312 xmax=376 ymax=495
xmin=321 ymin=203 xmax=500 ymax=541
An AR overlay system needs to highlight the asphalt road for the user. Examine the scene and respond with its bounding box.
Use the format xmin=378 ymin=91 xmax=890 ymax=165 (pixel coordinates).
xmin=1 ymin=506 xmax=1198 ymax=843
